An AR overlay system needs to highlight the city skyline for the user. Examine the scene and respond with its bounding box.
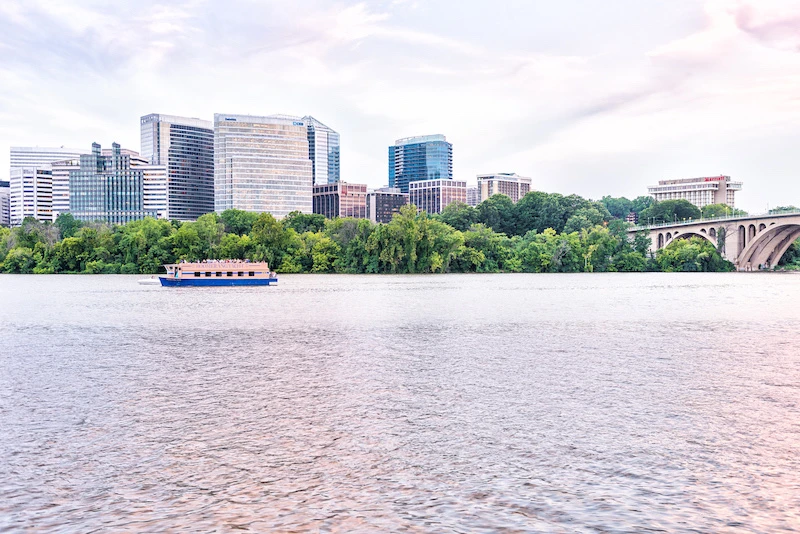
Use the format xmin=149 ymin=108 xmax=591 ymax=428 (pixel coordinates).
xmin=1 ymin=1 xmax=800 ymax=212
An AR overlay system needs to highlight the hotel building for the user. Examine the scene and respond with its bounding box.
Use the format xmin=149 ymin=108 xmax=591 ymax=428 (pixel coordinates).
xmin=140 ymin=114 xmax=215 ymax=221
xmin=304 ymin=116 xmax=340 ymax=186
xmin=409 ymin=179 xmax=467 ymax=215
xmin=388 ymin=135 xmax=452 ymax=193
xmin=477 ymin=173 xmax=532 ymax=203
xmin=313 ymin=182 xmax=367 ymax=219
xmin=647 ymin=175 xmax=742 ymax=208
xmin=367 ymin=187 xmax=408 ymax=223
xmin=214 ymin=114 xmax=313 ymax=218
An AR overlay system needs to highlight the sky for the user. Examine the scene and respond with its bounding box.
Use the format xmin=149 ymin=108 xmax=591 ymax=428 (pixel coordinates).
xmin=1 ymin=0 xmax=799 ymax=212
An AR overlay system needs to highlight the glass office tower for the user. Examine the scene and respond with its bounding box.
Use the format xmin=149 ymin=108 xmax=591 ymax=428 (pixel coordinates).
xmin=140 ymin=114 xmax=214 ymax=221
xmin=69 ymin=143 xmax=165 ymax=224
xmin=214 ymin=114 xmax=313 ymax=218
xmin=388 ymin=134 xmax=452 ymax=193
xmin=304 ymin=116 xmax=340 ymax=185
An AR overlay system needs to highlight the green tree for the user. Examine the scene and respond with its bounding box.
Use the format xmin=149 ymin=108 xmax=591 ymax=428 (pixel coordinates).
xmin=477 ymin=194 xmax=516 ymax=235
xmin=220 ymin=209 xmax=260 ymax=236
xmin=656 ymin=237 xmax=733 ymax=272
xmin=701 ymin=203 xmax=746 ymax=218
xmin=437 ymin=202 xmax=479 ymax=232
xmin=639 ymin=199 xmax=701 ymax=225
xmin=54 ymin=213 xmax=82 ymax=239
xmin=282 ymin=211 xmax=327 ymax=234
xmin=601 ymin=196 xmax=633 ymax=219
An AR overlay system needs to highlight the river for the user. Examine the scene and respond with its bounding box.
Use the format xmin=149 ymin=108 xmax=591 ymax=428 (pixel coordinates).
xmin=1 ymin=273 xmax=798 ymax=532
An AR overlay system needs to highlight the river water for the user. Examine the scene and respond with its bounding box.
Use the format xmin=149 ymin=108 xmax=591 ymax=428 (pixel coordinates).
xmin=0 ymin=273 xmax=798 ymax=533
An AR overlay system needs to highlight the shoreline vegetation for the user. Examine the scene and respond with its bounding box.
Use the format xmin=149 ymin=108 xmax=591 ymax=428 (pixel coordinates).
xmin=1 ymin=193 xmax=798 ymax=275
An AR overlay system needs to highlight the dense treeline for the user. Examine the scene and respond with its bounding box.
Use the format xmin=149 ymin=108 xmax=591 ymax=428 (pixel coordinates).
xmin=0 ymin=192 xmax=739 ymax=275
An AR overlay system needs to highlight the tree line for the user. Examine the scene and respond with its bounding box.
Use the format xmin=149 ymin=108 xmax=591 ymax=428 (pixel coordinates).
xmin=0 ymin=191 xmax=753 ymax=275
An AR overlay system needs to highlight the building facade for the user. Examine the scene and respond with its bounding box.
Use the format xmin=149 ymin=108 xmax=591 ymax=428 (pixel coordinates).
xmin=304 ymin=116 xmax=340 ymax=186
xmin=477 ymin=173 xmax=532 ymax=203
xmin=140 ymin=114 xmax=215 ymax=221
xmin=10 ymin=147 xmax=87 ymax=170
xmin=0 ymin=181 xmax=9 ymax=226
xmin=367 ymin=187 xmax=408 ymax=223
xmin=214 ymin=114 xmax=313 ymax=218
xmin=647 ymin=175 xmax=742 ymax=208
xmin=313 ymin=182 xmax=367 ymax=219
xmin=68 ymin=143 xmax=167 ymax=224
xmin=51 ymin=158 xmax=81 ymax=220
xmin=9 ymin=168 xmax=53 ymax=225
xmin=466 ymin=186 xmax=479 ymax=207
xmin=409 ymin=179 xmax=467 ymax=215
xmin=388 ymin=134 xmax=452 ymax=193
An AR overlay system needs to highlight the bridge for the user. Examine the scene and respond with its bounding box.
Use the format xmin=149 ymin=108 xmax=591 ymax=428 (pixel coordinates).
xmin=629 ymin=210 xmax=800 ymax=271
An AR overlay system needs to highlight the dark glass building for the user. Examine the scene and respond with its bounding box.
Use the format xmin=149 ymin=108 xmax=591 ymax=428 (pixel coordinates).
xmin=388 ymin=134 xmax=452 ymax=193
xmin=140 ymin=114 xmax=214 ymax=221
xmin=367 ymin=187 xmax=409 ymax=223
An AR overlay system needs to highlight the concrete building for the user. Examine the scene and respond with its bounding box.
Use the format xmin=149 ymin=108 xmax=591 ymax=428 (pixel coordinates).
xmin=9 ymin=168 xmax=53 ymax=225
xmin=367 ymin=187 xmax=408 ymax=223
xmin=140 ymin=113 xmax=215 ymax=221
xmin=68 ymin=143 xmax=166 ymax=224
xmin=214 ymin=114 xmax=313 ymax=218
xmin=304 ymin=116 xmax=340 ymax=186
xmin=313 ymin=181 xmax=367 ymax=219
xmin=388 ymin=134 xmax=452 ymax=193
xmin=51 ymin=158 xmax=81 ymax=220
xmin=0 ymin=181 xmax=10 ymax=226
xmin=10 ymin=146 xmax=87 ymax=170
xmin=466 ymin=186 xmax=479 ymax=207
xmin=477 ymin=173 xmax=532 ymax=203
xmin=409 ymin=179 xmax=467 ymax=215
xmin=648 ymin=175 xmax=742 ymax=208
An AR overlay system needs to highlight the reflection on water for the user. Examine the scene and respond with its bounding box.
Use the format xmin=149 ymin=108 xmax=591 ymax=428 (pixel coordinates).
xmin=1 ymin=273 xmax=799 ymax=531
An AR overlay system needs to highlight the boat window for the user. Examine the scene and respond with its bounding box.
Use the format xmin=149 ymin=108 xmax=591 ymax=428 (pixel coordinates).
xmin=227 ymin=271 xmax=233 ymax=277
xmin=194 ymin=272 xmax=200 ymax=277
xmin=249 ymin=271 xmax=255 ymax=277
xmin=205 ymin=272 xmax=211 ymax=277
xmin=216 ymin=272 xmax=222 ymax=277
xmin=238 ymin=271 xmax=243 ymax=277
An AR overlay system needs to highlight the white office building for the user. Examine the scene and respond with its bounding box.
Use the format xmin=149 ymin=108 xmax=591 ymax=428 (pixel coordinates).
xmin=10 ymin=146 xmax=87 ymax=170
xmin=477 ymin=173 xmax=532 ymax=203
xmin=214 ymin=114 xmax=313 ymax=218
xmin=0 ymin=181 xmax=10 ymax=226
xmin=9 ymin=168 xmax=53 ymax=225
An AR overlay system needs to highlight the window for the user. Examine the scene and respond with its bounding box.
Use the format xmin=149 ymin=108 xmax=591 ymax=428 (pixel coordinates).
xmin=194 ymin=272 xmax=200 ymax=277
xmin=216 ymin=272 xmax=222 ymax=277
xmin=205 ymin=272 xmax=211 ymax=277
xmin=238 ymin=271 xmax=243 ymax=277
xmin=248 ymin=271 xmax=255 ymax=277
xmin=227 ymin=271 xmax=233 ymax=277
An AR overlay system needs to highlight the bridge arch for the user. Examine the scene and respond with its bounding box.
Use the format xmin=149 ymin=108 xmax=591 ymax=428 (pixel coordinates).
xmin=669 ymin=230 xmax=716 ymax=247
xmin=738 ymin=223 xmax=800 ymax=270
xmin=709 ymin=227 xmax=717 ymax=240
xmin=738 ymin=225 xmax=746 ymax=254
xmin=657 ymin=233 xmax=664 ymax=249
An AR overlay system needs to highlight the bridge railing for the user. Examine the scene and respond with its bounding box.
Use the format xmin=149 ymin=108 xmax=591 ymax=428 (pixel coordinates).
xmin=630 ymin=208 xmax=800 ymax=231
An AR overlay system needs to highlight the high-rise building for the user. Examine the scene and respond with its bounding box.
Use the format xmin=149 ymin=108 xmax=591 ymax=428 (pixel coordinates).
xmin=313 ymin=182 xmax=367 ymax=219
xmin=51 ymin=158 xmax=81 ymax=220
xmin=69 ymin=143 xmax=167 ymax=224
xmin=10 ymin=147 xmax=87 ymax=170
xmin=388 ymin=134 xmax=452 ymax=193
xmin=409 ymin=179 xmax=467 ymax=215
xmin=0 ymin=180 xmax=9 ymax=226
xmin=466 ymin=186 xmax=479 ymax=207
xmin=140 ymin=114 xmax=215 ymax=221
xmin=214 ymin=114 xmax=313 ymax=218
xmin=647 ymin=175 xmax=742 ymax=208
xmin=367 ymin=187 xmax=409 ymax=223
xmin=477 ymin=173 xmax=532 ymax=203
xmin=304 ymin=116 xmax=340 ymax=186
xmin=9 ymin=168 xmax=53 ymax=225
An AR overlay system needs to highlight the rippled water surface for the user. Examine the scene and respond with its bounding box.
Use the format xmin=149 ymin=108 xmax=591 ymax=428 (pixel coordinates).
xmin=1 ymin=273 xmax=799 ymax=533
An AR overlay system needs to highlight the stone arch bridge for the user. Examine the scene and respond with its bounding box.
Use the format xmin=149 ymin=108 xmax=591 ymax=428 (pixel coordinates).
xmin=629 ymin=211 xmax=800 ymax=271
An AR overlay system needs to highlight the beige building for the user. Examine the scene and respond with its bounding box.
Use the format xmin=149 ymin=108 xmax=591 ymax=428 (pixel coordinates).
xmin=477 ymin=173 xmax=532 ymax=203
xmin=313 ymin=181 xmax=368 ymax=219
xmin=409 ymin=179 xmax=466 ymax=215
xmin=9 ymin=167 xmax=53 ymax=225
xmin=647 ymin=175 xmax=742 ymax=208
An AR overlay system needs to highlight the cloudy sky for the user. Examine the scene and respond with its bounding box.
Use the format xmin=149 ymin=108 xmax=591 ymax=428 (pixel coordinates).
xmin=1 ymin=0 xmax=799 ymax=211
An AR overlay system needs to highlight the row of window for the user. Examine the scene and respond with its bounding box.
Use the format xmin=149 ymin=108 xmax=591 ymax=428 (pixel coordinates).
xmin=192 ymin=271 xmax=256 ymax=277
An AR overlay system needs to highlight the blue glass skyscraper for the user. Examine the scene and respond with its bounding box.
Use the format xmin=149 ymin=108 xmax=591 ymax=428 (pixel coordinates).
xmin=388 ymin=135 xmax=452 ymax=193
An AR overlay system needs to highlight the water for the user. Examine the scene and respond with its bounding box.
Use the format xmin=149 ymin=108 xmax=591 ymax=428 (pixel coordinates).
xmin=1 ymin=273 xmax=798 ymax=533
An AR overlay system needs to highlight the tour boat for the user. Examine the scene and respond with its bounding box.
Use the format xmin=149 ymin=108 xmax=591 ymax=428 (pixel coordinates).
xmin=159 ymin=261 xmax=278 ymax=287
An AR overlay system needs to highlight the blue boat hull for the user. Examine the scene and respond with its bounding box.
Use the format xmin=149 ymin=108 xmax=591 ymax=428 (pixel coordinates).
xmin=159 ymin=277 xmax=277 ymax=287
